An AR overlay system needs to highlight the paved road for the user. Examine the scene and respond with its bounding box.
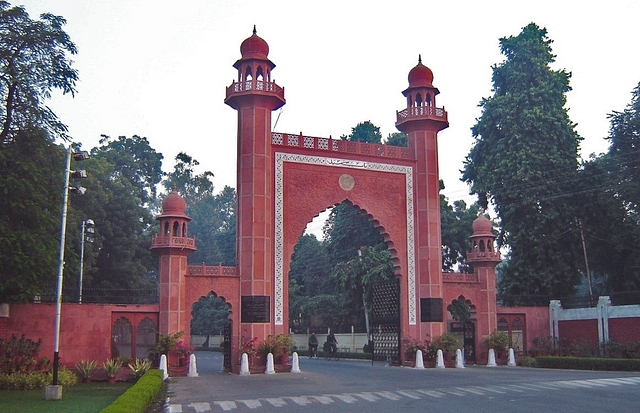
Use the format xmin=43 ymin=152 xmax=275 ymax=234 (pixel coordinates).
xmin=164 ymin=352 xmax=640 ymax=413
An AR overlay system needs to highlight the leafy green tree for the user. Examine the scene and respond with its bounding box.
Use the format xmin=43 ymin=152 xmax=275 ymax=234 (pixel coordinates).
xmin=162 ymin=153 xmax=236 ymax=265
xmin=440 ymin=180 xmax=480 ymax=273
xmin=462 ymin=23 xmax=583 ymax=299
xmin=94 ymin=135 xmax=164 ymax=205
xmin=0 ymin=130 xmax=64 ymax=301
xmin=340 ymin=120 xmax=382 ymax=143
xmin=606 ymin=82 xmax=640 ymax=219
xmin=66 ymin=136 xmax=162 ymax=301
xmin=0 ymin=1 xmax=78 ymax=143
xmin=191 ymin=293 xmax=230 ymax=347
xmin=288 ymin=234 xmax=332 ymax=332
xmin=385 ymin=132 xmax=407 ymax=147
xmin=323 ymin=202 xmax=385 ymax=264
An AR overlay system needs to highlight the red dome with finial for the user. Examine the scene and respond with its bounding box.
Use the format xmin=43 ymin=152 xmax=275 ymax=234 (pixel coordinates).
xmin=161 ymin=189 xmax=187 ymax=217
xmin=472 ymin=215 xmax=493 ymax=236
xmin=408 ymin=55 xmax=434 ymax=88
xmin=240 ymin=25 xmax=269 ymax=60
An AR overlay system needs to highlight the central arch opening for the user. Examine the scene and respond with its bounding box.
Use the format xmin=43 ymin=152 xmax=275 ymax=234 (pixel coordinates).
xmin=288 ymin=201 xmax=397 ymax=356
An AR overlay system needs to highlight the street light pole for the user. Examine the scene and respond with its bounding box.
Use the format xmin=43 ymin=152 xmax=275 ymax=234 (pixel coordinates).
xmin=47 ymin=146 xmax=89 ymax=400
xmin=78 ymin=219 xmax=94 ymax=304
xmin=52 ymin=146 xmax=72 ymax=387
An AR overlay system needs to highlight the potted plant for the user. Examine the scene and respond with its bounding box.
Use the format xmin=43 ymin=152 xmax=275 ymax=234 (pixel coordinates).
xmin=402 ymin=336 xmax=427 ymax=365
xmin=257 ymin=336 xmax=279 ymax=362
xmin=128 ymin=358 xmax=152 ymax=380
xmin=433 ymin=332 xmax=459 ymax=365
xmin=174 ymin=340 xmax=194 ymax=366
xmin=485 ymin=330 xmax=510 ymax=359
xmin=75 ymin=359 xmax=98 ymax=383
xmin=102 ymin=358 xmax=122 ymax=383
xmin=148 ymin=331 xmax=183 ymax=366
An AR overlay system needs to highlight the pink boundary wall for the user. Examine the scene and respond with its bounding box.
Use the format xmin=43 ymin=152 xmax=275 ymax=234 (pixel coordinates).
xmin=0 ymin=303 xmax=159 ymax=369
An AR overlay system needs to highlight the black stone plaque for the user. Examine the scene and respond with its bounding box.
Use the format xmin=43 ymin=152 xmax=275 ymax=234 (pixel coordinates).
xmin=420 ymin=298 xmax=443 ymax=322
xmin=241 ymin=296 xmax=270 ymax=323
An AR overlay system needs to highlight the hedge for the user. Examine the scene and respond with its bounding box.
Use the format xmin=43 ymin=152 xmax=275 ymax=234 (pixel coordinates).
xmin=100 ymin=369 xmax=164 ymax=413
xmin=535 ymin=356 xmax=640 ymax=371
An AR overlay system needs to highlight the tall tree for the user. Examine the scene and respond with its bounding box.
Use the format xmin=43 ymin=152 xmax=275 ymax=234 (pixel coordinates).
xmin=606 ymin=82 xmax=640 ymax=217
xmin=68 ymin=136 xmax=163 ymax=301
xmin=440 ymin=180 xmax=480 ymax=273
xmin=462 ymin=23 xmax=583 ymax=299
xmin=0 ymin=1 xmax=78 ymax=143
xmin=0 ymin=130 xmax=64 ymax=301
xmin=163 ymin=153 xmax=236 ymax=265
xmin=340 ymin=120 xmax=382 ymax=143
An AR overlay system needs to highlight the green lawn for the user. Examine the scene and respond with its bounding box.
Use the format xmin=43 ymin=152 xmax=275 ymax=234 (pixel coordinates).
xmin=0 ymin=382 xmax=133 ymax=413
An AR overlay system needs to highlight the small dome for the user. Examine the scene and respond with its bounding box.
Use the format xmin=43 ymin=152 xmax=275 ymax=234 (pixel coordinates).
xmin=408 ymin=55 xmax=434 ymax=88
xmin=472 ymin=215 xmax=493 ymax=236
xmin=162 ymin=189 xmax=186 ymax=216
xmin=240 ymin=26 xmax=269 ymax=60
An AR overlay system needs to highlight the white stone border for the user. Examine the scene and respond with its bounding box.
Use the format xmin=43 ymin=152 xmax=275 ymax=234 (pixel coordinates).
xmin=274 ymin=152 xmax=416 ymax=325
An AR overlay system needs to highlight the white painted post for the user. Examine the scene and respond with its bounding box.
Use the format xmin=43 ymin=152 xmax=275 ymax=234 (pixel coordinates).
xmin=239 ymin=353 xmax=250 ymax=375
xmin=414 ymin=350 xmax=425 ymax=369
xmin=507 ymin=348 xmax=516 ymax=366
xmin=188 ymin=353 xmax=199 ymax=377
xmin=159 ymin=354 xmax=169 ymax=379
xmin=291 ymin=352 xmax=301 ymax=373
xmin=487 ymin=348 xmax=497 ymax=367
xmin=265 ymin=353 xmax=276 ymax=374
xmin=455 ymin=349 xmax=465 ymax=368
xmin=436 ymin=349 xmax=445 ymax=368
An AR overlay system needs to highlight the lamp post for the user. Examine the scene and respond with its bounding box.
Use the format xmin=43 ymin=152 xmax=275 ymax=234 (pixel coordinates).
xmin=46 ymin=146 xmax=89 ymax=400
xmin=78 ymin=219 xmax=94 ymax=304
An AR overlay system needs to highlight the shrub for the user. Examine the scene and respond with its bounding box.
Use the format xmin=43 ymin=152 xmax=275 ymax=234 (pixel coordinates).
xmin=75 ymin=359 xmax=98 ymax=379
xmin=0 ymin=366 xmax=77 ymax=390
xmin=128 ymin=358 xmax=152 ymax=379
xmin=432 ymin=332 xmax=459 ymax=353
xmin=484 ymin=330 xmax=510 ymax=355
xmin=102 ymin=358 xmax=123 ymax=378
xmin=100 ymin=369 xmax=164 ymax=413
xmin=518 ymin=355 xmax=538 ymax=368
xmin=536 ymin=356 xmax=640 ymax=371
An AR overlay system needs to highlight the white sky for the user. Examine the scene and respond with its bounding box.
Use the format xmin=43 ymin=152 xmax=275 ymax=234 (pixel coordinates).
xmin=17 ymin=0 xmax=640 ymax=217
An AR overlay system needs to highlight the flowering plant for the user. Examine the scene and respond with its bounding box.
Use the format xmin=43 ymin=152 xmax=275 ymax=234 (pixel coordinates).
xmin=175 ymin=340 xmax=194 ymax=357
xmin=241 ymin=336 xmax=258 ymax=358
xmin=402 ymin=336 xmax=428 ymax=355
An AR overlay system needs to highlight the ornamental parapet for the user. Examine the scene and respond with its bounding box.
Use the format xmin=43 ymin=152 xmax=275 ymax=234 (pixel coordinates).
xmin=396 ymin=106 xmax=448 ymax=125
xmin=150 ymin=235 xmax=196 ymax=250
xmin=187 ymin=263 xmax=238 ymax=277
xmin=466 ymin=251 xmax=501 ymax=261
xmin=225 ymin=79 xmax=284 ymax=101
xmin=442 ymin=272 xmax=479 ymax=283
xmin=271 ymin=132 xmax=413 ymax=160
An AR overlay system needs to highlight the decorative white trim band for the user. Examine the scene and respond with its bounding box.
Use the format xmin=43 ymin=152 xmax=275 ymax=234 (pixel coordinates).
xmin=274 ymin=152 xmax=416 ymax=325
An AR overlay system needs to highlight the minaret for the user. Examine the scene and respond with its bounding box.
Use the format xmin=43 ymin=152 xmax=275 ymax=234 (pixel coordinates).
xmin=395 ymin=56 xmax=449 ymax=337
xmin=150 ymin=189 xmax=196 ymax=336
xmin=467 ymin=215 xmax=501 ymax=340
xmin=225 ymin=27 xmax=286 ymax=337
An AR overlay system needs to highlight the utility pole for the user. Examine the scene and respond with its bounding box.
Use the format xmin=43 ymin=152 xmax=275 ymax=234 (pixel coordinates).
xmin=576 ymin=218 xmax=593 ymax=299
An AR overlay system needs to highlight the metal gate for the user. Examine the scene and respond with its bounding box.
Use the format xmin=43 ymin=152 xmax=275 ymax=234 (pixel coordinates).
xmin=223 ymin=322 xmax=232 ymax=371
xmin=370 ymin=278 xmax=400 ymax=364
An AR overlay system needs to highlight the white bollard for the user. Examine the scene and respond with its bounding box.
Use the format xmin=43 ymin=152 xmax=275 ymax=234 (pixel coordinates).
xmin=455 ymin=349 xmax=465 ymax=368
xmin=508 ymin=348 xmax=516 ymax=367
xmin=239 ymin=353 xmax=250 ymax=375
xmin=188 ymin=353 xmax=199 ymax=377
xmin=414 ymin=350 xmax=425 ymax=369
xmin=159 ymin=354 xmax=169 ymax=380
xmin=291 ymin=352 xmax=301 ymax=373
xmin=487 ymin=348 xmax=497 ymax=367
xmin=265 ymin=353 xmax=276 ymax=374
xmin=436 ymin=349 xmax=445 ymax=368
